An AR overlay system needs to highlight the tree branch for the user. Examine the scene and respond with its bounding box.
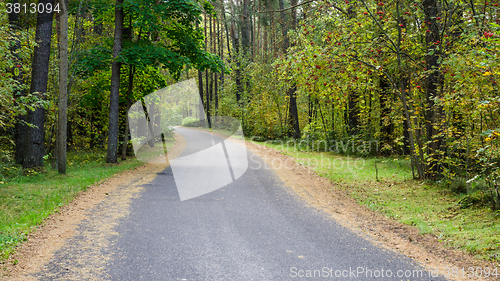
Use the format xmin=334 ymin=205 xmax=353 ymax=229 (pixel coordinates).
xmin=256 ymin=0 xmax=316 ymax=13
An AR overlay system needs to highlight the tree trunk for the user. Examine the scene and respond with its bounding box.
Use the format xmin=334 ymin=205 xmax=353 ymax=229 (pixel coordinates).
xmin=206 ymin=13 xmax=211 ymax=126
xmin=288 ymin=86 xmax=300 ymax=138
xmin=379 ymin=77 xmax=394 ymax=153
xmin=230 ymin=16 xmax=242 ymax=103
xmin=58 ymin=0 xmax=68 ymax=174
xmin=278 ymin=0 xmax=290 ymax=51
xmin=241 ymin=0 xmax=250 ymax=55
xmin=279 ymin=0 xmax=300 ymax=138
xmin=222 ymin=2 xmax=231 ymax=59
xmin=206 ymin=68 xmax=210 ymax=126
xmin=423 ymin=0 xmax=443 ymax=178
xmin=122 ymin=66 xmax=134 ymax=160
xmin=216 ymin=12 xmax=221 ymax=109
xmin=348 ymin=92 xmax=359 ymax=135
xmin=218 ymin=11 xmax=224 ymax=86
xmin=106 ymin=0 xmax=124 ymax=163
xmin=198 ymin=69 xmax=205 ymax=126
xmin=22 ymin=0 xmax=55 ymax=168
xmin=212 ymin=14 xmax=218 ymax=112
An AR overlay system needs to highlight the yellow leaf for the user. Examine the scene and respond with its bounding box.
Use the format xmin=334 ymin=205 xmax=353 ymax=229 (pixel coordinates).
xmin=483 ymin=71 xmax=493 ymax=76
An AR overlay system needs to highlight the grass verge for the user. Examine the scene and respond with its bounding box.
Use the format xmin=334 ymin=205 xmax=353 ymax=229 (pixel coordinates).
xmin=0 ymin=150 xmax=144 ymax=262
xmin=253 ymin=139 xmax=500 ymax=263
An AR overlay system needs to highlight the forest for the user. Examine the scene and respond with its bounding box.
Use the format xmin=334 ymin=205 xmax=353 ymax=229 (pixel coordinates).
xmin=0 ymin=0 xmax=499 ymax=212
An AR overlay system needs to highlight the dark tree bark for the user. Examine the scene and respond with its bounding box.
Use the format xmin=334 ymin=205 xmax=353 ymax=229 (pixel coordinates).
xmin=278 ymin=0 xmax=290 ymax=49
xmin=348 ymin=92 xmax=359 ymax=135
xmin=230 ymin=17 xmax=242 ymax=103
xmin=216 ymin=12 xmax=221 ymax=109
xmin=251 ymin=1 xmax=255 ymax=60
xmin=21 ymin=0 xmax=55 ymax=168
xmin=241 ymin=0 xmax=250 ymax=55
xmin=290 ymin=0 xmax=298 ymax=27
xmin=205 ymin=12 xmax=211 ymax=126
xmin=195 ymin=20 xmax=205 ymax=126
xmin=198 ymin=69 xmax=205 ymax=125
xmin=218 ymin=10 xmax=224 ymax=86
xmin=106 ymin=0 xmax=124 ymax=163
xmin=288 ymin=87 xmax=300 ymax=138
xmin=206 ymin=67 xmax=210 ymax=126
xmin=213 ymin=14 xmax=218 ymax=111
xmin=222 ymin=2 xmax=231 ymax=59
xmin=379 ymin=77 xmax=394 ymax=154
xmin=278 ymin=0 xmax=300 ymax=138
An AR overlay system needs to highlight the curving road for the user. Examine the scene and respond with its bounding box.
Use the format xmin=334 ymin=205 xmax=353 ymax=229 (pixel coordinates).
xmin=35 ymin=127 xmax=446 ymax=280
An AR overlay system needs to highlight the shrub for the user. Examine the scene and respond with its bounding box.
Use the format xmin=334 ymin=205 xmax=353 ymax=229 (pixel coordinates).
xmin=181 ymin=117 xmax=200 ymax=127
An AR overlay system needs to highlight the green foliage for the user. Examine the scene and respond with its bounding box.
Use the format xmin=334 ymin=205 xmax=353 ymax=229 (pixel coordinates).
xmin=74 ymin=44 xmax=113 ymax=76
xmin=76 ymin=0 xmax=225 ymax=79
xmin=0 ymin=11 xmax=39 ymax=156
xmin=181 ymin=116 xmax=200 ymax=127
xmin=238 ymin=0 xmax=500 ymax=200
xmin=458 ymin=190 xmax=492 ymax=209
xmin=60 ymin=0 xmax=225 ymax=157
xmin=0 ymin=19 xmax=17 ymax=130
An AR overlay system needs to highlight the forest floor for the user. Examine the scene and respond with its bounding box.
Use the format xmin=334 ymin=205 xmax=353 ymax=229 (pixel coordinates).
xmin=1 ymin=127 xmax=499 ymax=280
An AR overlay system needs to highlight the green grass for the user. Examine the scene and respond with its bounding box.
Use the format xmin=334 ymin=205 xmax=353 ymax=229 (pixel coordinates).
xmin=0 ymin=150 xmax=144 ymax=261
xmin=253 ymin=139 xmax=500 ymax=263
xmin=254 ymin=139 xmax=412 ymax=182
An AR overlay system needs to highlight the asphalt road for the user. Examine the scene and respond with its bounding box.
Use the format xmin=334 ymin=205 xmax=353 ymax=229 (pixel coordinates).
xmin=37 ymin=128 xmax=447 ymax=280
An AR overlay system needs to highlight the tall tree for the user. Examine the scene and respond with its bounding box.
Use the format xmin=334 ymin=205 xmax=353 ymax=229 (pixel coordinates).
xmin=423 ymin=0 xmax=444 ymax=178
xmin=106 ymin=0 xmax=124 ymax=163
xmin=230 ymin=0 xmax=243 ymax=103
xmin=241 ymin=0 xmax=251 ymax=55
xmin=205 ymin=11 xmax=210 ymax=126
xmin=58 ymin=0 xmax=68 ymax=173
xmin=20 ymin=0 xmax=55 ymax=168
xmin=278 ymin=0 xmax=300 ymax=138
